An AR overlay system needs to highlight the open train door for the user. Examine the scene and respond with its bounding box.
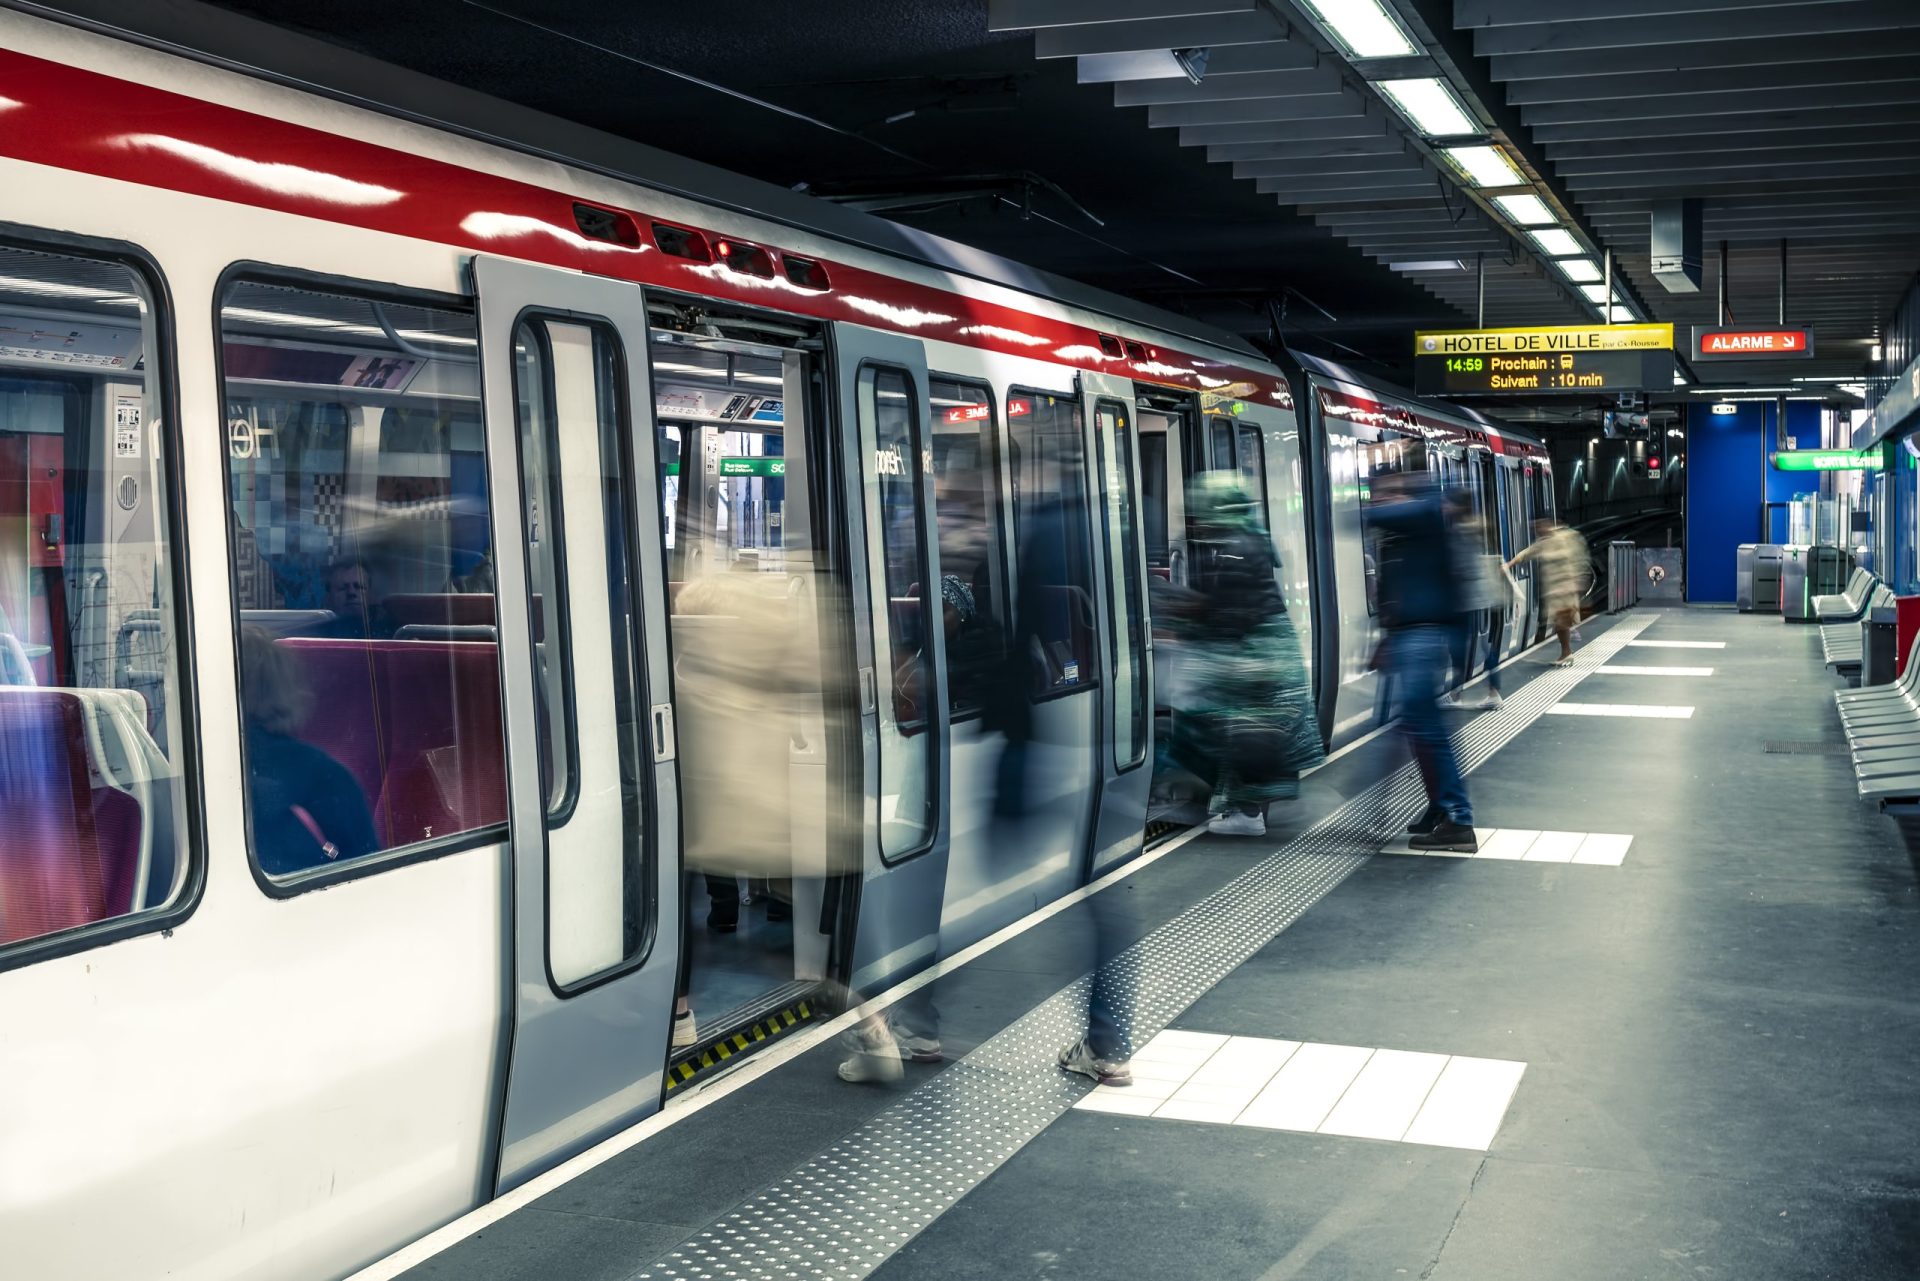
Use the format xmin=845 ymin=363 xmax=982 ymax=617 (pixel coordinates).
xmin=828 ymin=324 xmax=953 ymax=997
xmin=472 ymin=256 xmax=681 ymax=1192
xmin=1081 ymin=372 xmax=1153 ymax=875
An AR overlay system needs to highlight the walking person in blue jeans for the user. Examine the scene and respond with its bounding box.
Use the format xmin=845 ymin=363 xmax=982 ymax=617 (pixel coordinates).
xmin=1368 ymin=470 xmax=1479 ymax=853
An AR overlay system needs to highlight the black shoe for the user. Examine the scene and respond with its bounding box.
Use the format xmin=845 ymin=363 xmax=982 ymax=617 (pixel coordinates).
xmin=1406 ymin=804 xmax=1443 ymax=836
xmin=706 ymin=901 xmax=739 ymax=933
xmin=1410 ymin=820 xmax=1478 ymax=853
xmin=766 ymin=899 xmax=791 ymax=923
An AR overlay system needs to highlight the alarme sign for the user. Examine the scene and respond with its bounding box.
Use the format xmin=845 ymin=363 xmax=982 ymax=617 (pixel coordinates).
xmin=1692 ymin=325 xmax=1815 ymax=361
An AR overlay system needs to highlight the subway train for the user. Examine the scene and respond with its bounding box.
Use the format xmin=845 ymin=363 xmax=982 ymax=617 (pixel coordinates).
xmin=0 ymin=11 xmax=1555 ymax=1280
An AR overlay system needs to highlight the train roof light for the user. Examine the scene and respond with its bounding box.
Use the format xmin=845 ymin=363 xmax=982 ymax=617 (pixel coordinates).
xmin=1297 ymin=0 xmax=1418 ymax=60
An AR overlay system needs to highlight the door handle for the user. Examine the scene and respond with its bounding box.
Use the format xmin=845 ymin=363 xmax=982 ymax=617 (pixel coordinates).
xmin=651 ymin=703 xmax=676 ymax=762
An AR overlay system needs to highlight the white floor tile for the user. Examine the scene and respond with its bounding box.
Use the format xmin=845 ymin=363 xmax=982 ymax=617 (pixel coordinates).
xmin=1401 ymin=1056 xmax=1527 ymax=1151
xmin=1573 ymin=832 xmax=1634 ymax=866
xmin=1624 ymin=639 xmax=1725 ymax=649
xmin=1318 ymin=1049 xmax=1450 ymax=1141
xmin=1128 ymin=1058 xmax=1202 ymax=1085
xmin=1474 ymin=828 xmax=1540 ymax=861
xmin=1594 ymin=665 xmax=1715 ymax=677
xmin=1238 ymin=1043 xmax=1374 ymax=1132
xmin=1548 ymin=703 xmax=1694 ymax=719
xmin=1161 ymin=1080 xmax=1264 ymax=1110
xmin=1187 ymin=1037 xmax=1300 ymax=1089
xmin=1522 ymin=830 xmax=1585 ymax=862
xmin=1112 ymin=1073 xmax=1186 ymax=1100
xmin=1074 ymin=1090 xmax=1162 ymax=1117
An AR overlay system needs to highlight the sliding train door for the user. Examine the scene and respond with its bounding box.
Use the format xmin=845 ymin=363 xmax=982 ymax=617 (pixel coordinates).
xmin=1083 ymin=373 xmax=1152 ymax=873
xmin=472 ymin=256 xmax=680 ymax=1191
xmin=830 ymin=324 xmax=952 ymax=995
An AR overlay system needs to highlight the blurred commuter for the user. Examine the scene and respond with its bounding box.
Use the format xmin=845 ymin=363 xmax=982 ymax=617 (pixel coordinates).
xmin=1443 ymin=494 xmax=1509 ymax=712
xmin=1508 ymin=517 xmax=1587 ymax=667
xmin=1370 ymin=470 xmax=1477 ymax=853
xmin=1162 ymin=473 xmax=1323 ymax=837
xmin=238 ymin=625 xmax=379 ymax=875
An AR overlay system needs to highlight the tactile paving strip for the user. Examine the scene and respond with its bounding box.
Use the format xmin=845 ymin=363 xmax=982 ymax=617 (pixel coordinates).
xmin=632 ymin=615 xmax=1655 ymax=1281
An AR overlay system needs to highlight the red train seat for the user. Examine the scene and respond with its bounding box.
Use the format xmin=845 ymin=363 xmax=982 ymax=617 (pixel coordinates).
xmin=0 ymin=688 xmax=143 ymax=944
xmin=277 ymin=638 xmax=507 ymax=849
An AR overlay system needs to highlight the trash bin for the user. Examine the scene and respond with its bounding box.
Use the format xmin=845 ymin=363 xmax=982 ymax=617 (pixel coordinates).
xmin=1865 ymin=604 xmax=1898 ymax=687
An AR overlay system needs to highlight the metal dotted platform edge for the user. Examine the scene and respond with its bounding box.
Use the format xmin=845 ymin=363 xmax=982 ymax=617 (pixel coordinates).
xmin=634 ymin=614 xmax=1657 ymax=1281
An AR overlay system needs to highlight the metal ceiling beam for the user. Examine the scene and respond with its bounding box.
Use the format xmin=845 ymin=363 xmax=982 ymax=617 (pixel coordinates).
xmin=1032 ymin=8 xmax=1284 ymax=57
xmin=1556 ymin=145 xmax=1920 ymax=177
xmin=1529 ymin=101 xmax=1920 ymax=142
xmin=1457 ymin=0 xmax=1867 ymax=25
xmin=1232 ymin=153 xmax=1428 ymax=177
xmin=987 ymin=0 xmax=1254 ymax=31
xmin=1546 ymin=125 xmax=1920 ymax=159
xmin=1563 ymin=158 xmax=1920 ymax=189
xmin=1471 ymin=0 xmax=1918 ymax=55
xmin=1149 ymin=90 xmax=1369 ymax=126
xmin=1257 ymin=176 xmax=1442 ymax=196
xmin=1075 ymin=38 xmax=1304 ymax=82
xmin=1504 ymin=57 xmax=1920 ymax=104
xmin=1112 ymin=64 xmax=1343 ymax=105
xmin=1175 ymin=115 xmax=1392 ymax=144
xmin=1522 ymin=80 xmax=1920 ymax=126
xmin=1576 ymin=175 xmax=1920 ymax=204
xmin=1491 ymin=28 xmax=1920 ymax=81
xmin=1206 ymin=136 xmax=1409 ymax=162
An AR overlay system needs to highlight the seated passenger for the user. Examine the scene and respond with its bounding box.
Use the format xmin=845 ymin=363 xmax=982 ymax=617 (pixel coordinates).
xmin=308 ymin=559 xmax=394 ymax=639
xmin=239 ymin=626 xmax=379 ymax=875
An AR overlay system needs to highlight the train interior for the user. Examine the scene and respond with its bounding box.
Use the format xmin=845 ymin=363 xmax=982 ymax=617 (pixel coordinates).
xmin=0 ymin=244 xmax=187 ymax=947
xmin=649 ymin=315 xmax=847 ymax=1043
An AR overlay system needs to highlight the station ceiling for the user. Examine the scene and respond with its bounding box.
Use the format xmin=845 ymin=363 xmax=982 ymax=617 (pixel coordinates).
xmin=104 ymin=0 xmax=1920 ymax=401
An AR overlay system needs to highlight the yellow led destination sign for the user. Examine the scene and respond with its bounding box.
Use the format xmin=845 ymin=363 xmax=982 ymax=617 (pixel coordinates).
xmin=1413 ymin=324 xmax=1675 ymax=395
xmin=1415 ymin=323 xmax=1674 ymax=355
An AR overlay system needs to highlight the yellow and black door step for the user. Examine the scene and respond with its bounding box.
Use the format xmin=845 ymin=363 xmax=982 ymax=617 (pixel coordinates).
xmin=667 ymin=999 xmax=821 ymax=1093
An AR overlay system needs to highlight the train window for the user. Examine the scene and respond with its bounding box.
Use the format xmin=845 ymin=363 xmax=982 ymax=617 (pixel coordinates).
xmin=1209 ymin=419 xmax=1235 ymax=472
xmin=1234 ymin=421 xmax=1268 ymax=508
xmin=1096 ymin=401 xmax=1147 ymax=770
xmin=929 ymin=377 xmax=1007 ymax=721
xmin=1137 ymin=428 xmax=1169 ymax=569
xmin=220 ymin=277 xmax=506 ymax=883
xmin=861 ymin=364 xmax=936 ymax=861
xmin=512 ymin=316 xmax=650 ymax=987
xmin=1008 ymin=390 xmax=1099 ymax=697
xmin=0 ymin=243 xmax=193 ymax=957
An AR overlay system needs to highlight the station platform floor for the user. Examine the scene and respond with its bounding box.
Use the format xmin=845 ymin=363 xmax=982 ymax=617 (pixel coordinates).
xmin=369 ymin=606 xmax=1920 ymax=1281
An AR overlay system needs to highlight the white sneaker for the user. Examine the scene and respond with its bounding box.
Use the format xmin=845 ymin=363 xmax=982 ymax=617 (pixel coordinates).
xmin=671 ymin=1010 xmax=698 ymax=1050
xmin=1058 ymin=1037 xmax=1133 ymax=1087
xmin=1474 ymin=691 xmax=1505 ymax=711
xmin=1207 ymin=810 xmax=1266 ymax=837
xmin=1444 ymin=689 xmax=1463 ymax=705
xmin=893 ymin=1028 xmax=943 ymax=1063
xmin=837 ymin=1026 xmax=904 ymax=1084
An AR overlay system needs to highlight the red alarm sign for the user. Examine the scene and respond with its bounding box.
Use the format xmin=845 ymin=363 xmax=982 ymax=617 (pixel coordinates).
xmin=1692 ymin=326 xmax=1815 ymax=360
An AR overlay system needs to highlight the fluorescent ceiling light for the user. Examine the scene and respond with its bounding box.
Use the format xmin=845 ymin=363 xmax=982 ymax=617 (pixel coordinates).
xmin=1528 ymin=228 xmax=1583 ymax=257
xmin=1444 ymin=145 xmax=1523 ymax=188
xmin=1492 ymin=193 xmax=1554 ymax=226
xmin=1388 ymin=258 xmax=1466 ymax=272
xmin=1579 ymin=283 xmax=1609 ymax=304
xmin=1604 ymin=305 xmax=1635 ymax=322
xmin=1375 ymin=78 xmax=1478 ymax=138
xmin=1558 ymin=258 xmax=1602 ymax=283
xmin=1297 ymin=0 xmax=1417 ymax=59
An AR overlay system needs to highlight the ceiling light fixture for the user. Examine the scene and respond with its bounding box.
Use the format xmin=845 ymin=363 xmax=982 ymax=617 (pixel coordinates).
xmin=1296 ymin=0 xmax=1418 ymax=59
xmin=1492 ymin=194 xmax=1555 ymax=226
xmin=1172 ymin=46 xmax=1210 ymax=86
xmin=1528 ymin=228 xmax=1583 ymax=258
xmin=1375 ymin=78 xmax=1479 ymax=139
xmin=1557 ymin=258 xmax=1602 ymax=283
xmin=1387 ymin=259 xmax=1466 ymax=272
xmin=1579 ymin=283 xmax=1609 ymax=304
xmin=1872 ymin=342 xmax=1884 ymax=363
xmin=1443 ymin=145 xmax=1523 ymax=188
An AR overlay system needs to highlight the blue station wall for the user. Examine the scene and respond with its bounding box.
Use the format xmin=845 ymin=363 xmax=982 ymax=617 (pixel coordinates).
xmin=1684 ymin=401 xmax=1822 ymax=602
